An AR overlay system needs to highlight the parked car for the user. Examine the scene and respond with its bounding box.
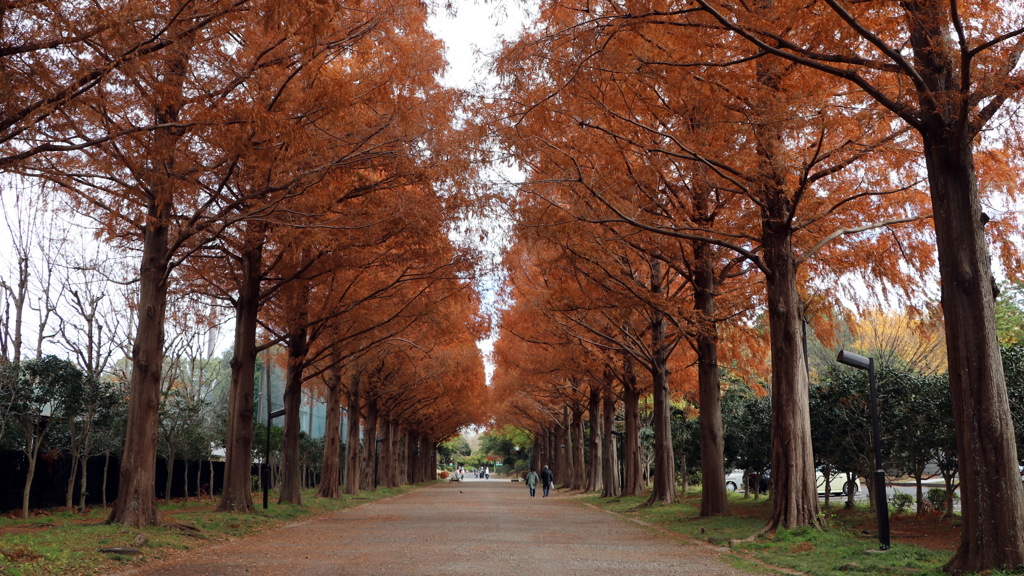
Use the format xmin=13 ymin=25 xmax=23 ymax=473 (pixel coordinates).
xmin=817 ymin=470 xmax=860 ymax=496
xmin=726 ymin=468 xmax=858 ymax=496
xmin=725 ymin=469 xmax=770 ymax=493
xmin=725 ymin=470 xmax=744 ymax=492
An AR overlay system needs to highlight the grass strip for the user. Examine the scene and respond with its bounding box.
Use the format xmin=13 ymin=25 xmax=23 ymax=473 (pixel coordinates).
xmin=574 ymin=490 xmax=1024 ymax=576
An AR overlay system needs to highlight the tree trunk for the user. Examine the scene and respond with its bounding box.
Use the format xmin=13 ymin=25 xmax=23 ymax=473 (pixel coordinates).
xmin=622 ymin=360 xmax=643 ymax=496
xmin=183 ymin=458 xmax=190 ymax=501
xmin=762 ymin=211 xmax=820 ymax=530
xmin=923 ymin=135 xmax=1024 ymax=571
xmin=387 ymin=421 xmax=401 ymax=488
xmin=65 ymin=419 xmax=79 ymax=511
xmin=278 ymin=303 xmax=308 ymax=505
xmin=747 ymin=35 xmax=820 ymax=530
xmin=196 ymin=456 xmax=203 ymax=500
xmin=107 ymin=191 xmax=170 ymax=528
xmin=571 ymin=405 xmax=585 ymax=490
xmin=378 ymin=419 xmax=392 ymax=488
xmin=557 ymin=407 xmax=570 ymax=488
xmin=317 ymin=362 xmax=344 ymax=499
xmin=587 ymin=384 xmax=603 ymax=493
xmin=344 ymin=372 xmax=362 ymax=495
xmin=164 ymin=448 xmax=175 ymax=502
xmin=78 ymin=447 xmax=90 ymax=512
xmin=102 ymin=450 xmax=109 ymax=508
xmin=405 ymin=431 xmax=416 ymax=484
xmin=602 ymin=380 xmax=619 ymax=497
xmin=646 ymin=260 xmax=676 ymax=506
xmin=218 ymin=227 xmax=264 ymax=513
xmin=360 ymin=400 xmax=378 ymax=490
xmin=21 ymin=420 xmax=49 ymax=519
xmin=694 ymin=242 xmax=727 ymax=516
xmin=390 ymin=426 xmax=404 ymax=488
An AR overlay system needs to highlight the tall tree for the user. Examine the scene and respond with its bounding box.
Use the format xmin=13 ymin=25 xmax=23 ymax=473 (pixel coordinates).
xmin=488 ymin=0 xmax=933 ymax=530
xmin=689 ymin=1 xmax=1024 ymax=569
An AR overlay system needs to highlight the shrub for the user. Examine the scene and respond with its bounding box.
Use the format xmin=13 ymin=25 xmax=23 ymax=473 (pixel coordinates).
xmin=890 ymin=492 xmax=914 ymax=514
xmin=926 ymin=487 xmax=958 ymax=510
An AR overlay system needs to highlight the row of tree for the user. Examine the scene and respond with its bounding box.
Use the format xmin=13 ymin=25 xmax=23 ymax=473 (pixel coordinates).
xmin=484 ymin=1 xmax=1024 ymax=573
xmin=1 ymin=0 xmax=491 ymax=527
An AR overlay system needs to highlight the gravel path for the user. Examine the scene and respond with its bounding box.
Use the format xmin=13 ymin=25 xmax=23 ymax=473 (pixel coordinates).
xmin=119 ymin=479 xmax=758 ymax=576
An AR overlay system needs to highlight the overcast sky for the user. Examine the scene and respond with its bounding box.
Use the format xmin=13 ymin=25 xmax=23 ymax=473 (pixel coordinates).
xmin=427 ymin=1 xmax=532 ymax=383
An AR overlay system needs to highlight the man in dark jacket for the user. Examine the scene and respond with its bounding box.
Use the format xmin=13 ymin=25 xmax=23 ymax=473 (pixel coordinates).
xmin=540 ymin=465 xmax=554 ymax=497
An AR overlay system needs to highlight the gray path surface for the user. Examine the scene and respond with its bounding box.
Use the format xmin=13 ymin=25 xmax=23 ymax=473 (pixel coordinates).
xmin=120 ymin=480 xmax=758 ymax=576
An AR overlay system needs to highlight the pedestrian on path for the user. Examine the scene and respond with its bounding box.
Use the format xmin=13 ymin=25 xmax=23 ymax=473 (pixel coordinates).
xmin=541 ymin=465 xmax=554 ymax=497
xmin=525 ymin=468 xmax=540 ymax=497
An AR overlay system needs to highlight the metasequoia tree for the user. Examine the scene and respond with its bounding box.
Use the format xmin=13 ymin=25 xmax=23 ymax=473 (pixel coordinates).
xmin=163 ymin=0 xmax=463 ymax=512
xmin=490 ymin=299 xmax=581 ymax=472
xmin=685 ymin=2 xmax=1024 ymax=568
xmin=260 ymin=109 xmax=473 ymax=501
xmin=0 ymin=0 xmax=247 ymax=170
xmin=511 ymin=218 xmax=690 ymax=504
xmin=24 ymin=0 xmax=405 ymax=525
xmin=490 ymin=0 xmax=937 ymax=530
xmin=492 ymin=241 xmax=637 ymax=495
xmin=522 ymin=195 xmax=760 ymax=510
xmin=267 ymin=201 xmax=479 ymax=502
xmin=494 ymin=222 xmax=694 ymax=500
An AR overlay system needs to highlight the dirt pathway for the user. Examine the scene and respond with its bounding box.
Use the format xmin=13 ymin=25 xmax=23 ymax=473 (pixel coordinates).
xmin=118 ymin=480 xmax=756 ymax=576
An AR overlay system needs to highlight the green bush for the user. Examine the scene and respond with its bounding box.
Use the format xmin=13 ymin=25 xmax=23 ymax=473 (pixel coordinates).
xmin=890 ymin=492 xmax=914 ymax=514
xmin=926 ymin=487 xmax=958 ymax=510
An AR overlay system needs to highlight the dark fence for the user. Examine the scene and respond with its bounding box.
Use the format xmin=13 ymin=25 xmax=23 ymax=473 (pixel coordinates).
xmin=0 ymin=450 xmax=227 ymax=513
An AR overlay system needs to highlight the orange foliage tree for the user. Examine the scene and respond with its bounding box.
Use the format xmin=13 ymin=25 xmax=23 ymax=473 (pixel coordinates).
xmin=488 ymin=0 xmax=938 ymax=531
xmin=686 ymin=2 xmax=1024 ymax=567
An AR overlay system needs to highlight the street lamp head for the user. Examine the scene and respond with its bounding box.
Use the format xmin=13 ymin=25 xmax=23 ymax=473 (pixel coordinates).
xmin=837 ymin=349 xmax=871 ymax=371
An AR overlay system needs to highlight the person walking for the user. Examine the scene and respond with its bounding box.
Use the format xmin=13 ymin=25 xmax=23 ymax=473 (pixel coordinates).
xmin=525 ymin=468 xmax=540 ymax=497
xmin=540 ymin=465 xmax=554 ymax=497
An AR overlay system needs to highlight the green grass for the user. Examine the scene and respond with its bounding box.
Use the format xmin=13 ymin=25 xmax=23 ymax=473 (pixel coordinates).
xmin=0 ymin=486 xmax=413 ymax=576
xmin=576 ymin=490 xmax=975 ymax=576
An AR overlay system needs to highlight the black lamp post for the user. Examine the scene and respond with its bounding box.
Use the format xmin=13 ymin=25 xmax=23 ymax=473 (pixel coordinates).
xmin=837 ymin=349 xmax=890 ymax=551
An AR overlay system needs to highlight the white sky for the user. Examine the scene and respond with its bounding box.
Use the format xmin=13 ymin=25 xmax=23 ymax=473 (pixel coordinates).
xmin=428 ymin=1 xmax=531 ymax=383
xmin=427 ymin=0 xmax=530 ymax=90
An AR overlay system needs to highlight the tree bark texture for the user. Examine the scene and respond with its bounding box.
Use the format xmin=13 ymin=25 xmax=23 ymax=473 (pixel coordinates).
xmin=557 ymin=407 xmax=570 ymax=488
xmin=646 ymin=261 xmax=676 ymax=506
xmin=622 ymin=362 xmax=643 ymax=496
xmin=381 ymin=420 xmax=397 ymax=488
xmin=360 ymin=400 xmax=378 ymax=490
xmin=924 ymin=137 xmax=1024 ymax=571
xmin=570 ymin=405 xmax=585 ymax=490
xmin=278 ymin=314 xmax=308 ymax=505
xmin=762 ymin=214 xmax=820 ymax=530
xmin=344 ymin=372 xmax=362 ymax=495
xmin=587 ymin=384 xmax=603 ymax=493
xmin=602 ymin=383 xmax=619 ymax=497
xmin=217 ymin=227 xmax=264 ymax=513
xmin=694 ymin=243 xmax=728 ymax=516
xmin=107 ymin=185 xmax=170 ymax=528
xmin=316 ymin=362 xmax=344 ymax=499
